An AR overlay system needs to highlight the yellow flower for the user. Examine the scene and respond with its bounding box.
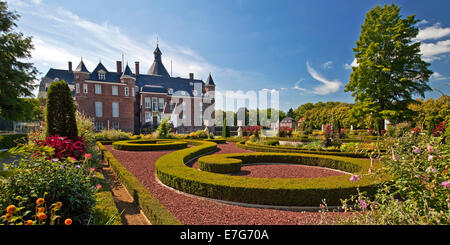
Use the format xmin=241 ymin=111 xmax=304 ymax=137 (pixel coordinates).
xmin=36 ymin=198 xmax=45 ymax=206
xmin=64 ymin=218 xmax=72 ymax=225
xmin=6 ymin=205 xmax=16 ymax=214
xmin=55 ymin=202 xmax=62 ymax=208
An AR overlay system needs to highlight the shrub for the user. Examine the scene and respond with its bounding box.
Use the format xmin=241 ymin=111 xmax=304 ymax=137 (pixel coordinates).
xmin=94 ymin=129 xmax=132 ymax=141
xmin=0 ymin=145 xmax=96 ymax=225
xmin=156 ymin=118 xmax=171 ymax=139
xmin=195 ymin=130 xmax=208 ymax=139
xmin=188 ymin=132 xmax=198 ymax=139
xmin=45 ymin=80 xmax=78 ymax=140
xmin=263 ymin=139 xmax=279 ymax=146
xmin=336 ymin=130 xmax=449 ymax=225
xmin=278 ymin=127 xmax=293 ymax=137
xmin=0 ymin=134 xmax=28 ymax=149
xmin=34 ymin=135 xmax=87 ymax=160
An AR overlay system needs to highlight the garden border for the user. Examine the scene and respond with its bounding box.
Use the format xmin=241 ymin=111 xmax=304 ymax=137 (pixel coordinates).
xmin=97 ymin=142 xmax=183 ymax=225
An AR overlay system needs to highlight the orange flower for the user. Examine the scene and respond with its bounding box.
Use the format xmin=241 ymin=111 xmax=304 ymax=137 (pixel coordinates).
xmin=55 ymin=202 xmax=62 ymax=208
xmin=6 ymin=205 xmax=16 ymax=214
xmin=38 ymin=207 xmax=45 ymax=213
xmin=25 ymin=220 xmax=33 ymax=225
xmin=4 ymin=213 xmax=13 ymax=221
xmin=36 ymin=198 xmax=45 ymax=206
xmin=37 ymin=212 xmax=47 ymax=220
xmin=64 ymin=218 xmax=72 ymax=225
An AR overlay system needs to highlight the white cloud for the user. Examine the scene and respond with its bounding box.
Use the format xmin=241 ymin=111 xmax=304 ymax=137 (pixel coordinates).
xmin=306 ymin=62 xmax=342 ymax=95
xmin=322 ymin=61 xmax=333 ymax=69
xmin=293 ymin=79 xmax=307 ymax=92
xmin=344 ymin=58 xmax=358 ymax=70
xmin=8 ymin=0 xmax=260 ymax=88
xmin=430 ymin=72 xmax=449 ymax=81
xmin=420 ymin=39 xmax=450 ymax=62
xmin=416 ymin=23 xmax=450 ymax=41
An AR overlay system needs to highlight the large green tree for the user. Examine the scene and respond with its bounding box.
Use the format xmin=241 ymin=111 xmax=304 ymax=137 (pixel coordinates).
xmin=345 ymin=4 xmax=432 ymax=134
xmin=0 ymin=1 xmax=38 ymax=120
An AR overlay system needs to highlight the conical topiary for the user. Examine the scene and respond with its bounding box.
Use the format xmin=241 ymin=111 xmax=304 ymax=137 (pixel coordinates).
xmin=45 ymin=80 xmax=78 ymax=139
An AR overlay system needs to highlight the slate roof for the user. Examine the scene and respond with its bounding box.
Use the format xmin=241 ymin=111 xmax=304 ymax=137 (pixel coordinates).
xmin=206 ymin=74 xmax=215 ymax=86
xmin=281 ymin=117 xmax=296 ymax=123
xmin=43 ymin=46 xmax=214 ymax=96
xmin=74 ymin=60 xmax=89 ymax=73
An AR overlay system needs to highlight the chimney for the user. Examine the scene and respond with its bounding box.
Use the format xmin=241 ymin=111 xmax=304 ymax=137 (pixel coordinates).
xmin=116 ymin=61 xmax=122 ymax=74
xmin=135 ymin=61 xmax=140 ymax=76
xmin=189 ymin=73 xmax=194 ymax=80
xmin=68 ymin=61 xmax=72 ymax=72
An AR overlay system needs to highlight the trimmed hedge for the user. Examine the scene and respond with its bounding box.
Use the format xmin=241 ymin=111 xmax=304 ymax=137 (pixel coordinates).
xmin=198 ymin=155 xmax=242 ymax=173
xmin=0 ymin=134 xmax=28 ymax=149
xmin=97 ymin=142 xmax=182 ymax=225
xmin=156 ymin=141 xmax=386 ymax=206
xmin=238 ymin=141 xmax=369 ymax=158
xmin=112 ymin=139 xmax=188 ymax=151
xmin=202 ymin=138 xmax=227 ymax=144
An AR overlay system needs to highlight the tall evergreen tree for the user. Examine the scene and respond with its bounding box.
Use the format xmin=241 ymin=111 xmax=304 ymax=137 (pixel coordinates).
xmin=45 ymin=80 xmax=78 ymax=139
xmin=0 ymin=1 xmax=38 ymax=120
xmin=345 ymin=4 xmax=432 ymax=135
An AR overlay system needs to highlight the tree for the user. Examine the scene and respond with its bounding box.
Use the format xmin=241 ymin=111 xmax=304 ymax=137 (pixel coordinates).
xmin=0 ymin=1 xmax=38 ymax=120
xmin=156 ymin=118 xmax=171 ymax=138
xmin=286 ymin=108 xmax=295 ymax=119
xmin=45 ymin=80 xmax=78 ymax=139
xmin=345 ymin=4 xmax=432 ymax=135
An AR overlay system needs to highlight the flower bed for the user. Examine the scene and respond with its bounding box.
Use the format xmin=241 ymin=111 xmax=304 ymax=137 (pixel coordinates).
xmin=156 ymin=141 xmax=386 ymax=206
xmin=112 ymin=139 xmax=188 ymax=151
xmin=0 ymin=134 xmax=28 ymax=149
xmin=238 ymin=141 xmax=369 ymax=158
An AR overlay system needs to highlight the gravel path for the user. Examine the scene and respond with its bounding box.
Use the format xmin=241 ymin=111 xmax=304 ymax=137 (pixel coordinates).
xmin=104 ymin=142 xmax=348 ymax=225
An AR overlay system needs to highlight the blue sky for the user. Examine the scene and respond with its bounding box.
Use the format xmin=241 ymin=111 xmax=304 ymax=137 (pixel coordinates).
xmin=6 ymin=0 xmax=450 ymax=111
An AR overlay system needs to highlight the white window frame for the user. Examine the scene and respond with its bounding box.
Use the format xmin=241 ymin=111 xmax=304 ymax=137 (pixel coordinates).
xmin=112 ymin=86 xmax=118 ymax=96
xmin=145 ymin=111 xmax=151 ymax=122
xmin=95 ymin=101 xmax=103 ymax=117
xmin=75 ymin=83 xmax=80 ymax=93
xmin=158 ymin=98 xmax=164 ymax=110
xmin=112 ymin=102 xmax=119 ymax=118
xmin=112 ymin=121 xmax=120 ymax=130
xmin=98 ymin=73 xmax=105 ymax=80
xmin=145 ymin=97 xmax=151 ymax=109
xmin=152 ymin=97 xmax=158 ymax=110
xmin=95 ymin=84 xmax=102 ymax=95
xmin=83 ymin=84 xmax=88 ymax=94
xmin=132 ymin=87 xmax=135 ymax=97
xmin=125 ymin=87 xmax=129 ymax=96
xmin=95 ymin=121 xmax=103 ymax=131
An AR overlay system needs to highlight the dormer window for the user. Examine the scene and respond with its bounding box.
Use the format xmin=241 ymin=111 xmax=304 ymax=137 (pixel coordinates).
xmin=98 ymin=70 xmax=106 ymax=80
xmin=168 ymin=88 xmax=174 ymax=95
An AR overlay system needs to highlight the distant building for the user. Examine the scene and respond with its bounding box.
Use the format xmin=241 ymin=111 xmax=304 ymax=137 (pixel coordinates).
xmin=38 ymin=45 xmax=216 ymax=133
xmin=279 ymin=117 xmax=297 ymax=130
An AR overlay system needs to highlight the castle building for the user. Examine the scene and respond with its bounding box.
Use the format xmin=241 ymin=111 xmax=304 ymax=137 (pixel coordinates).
xmin=38 ymin=45 xmax=216 ymax=133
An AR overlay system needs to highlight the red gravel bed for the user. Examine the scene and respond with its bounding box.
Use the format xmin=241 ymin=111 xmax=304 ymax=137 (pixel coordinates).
xmin=228 ymin=164 xmax=346 ymax=178
xmin=104 ymin=142 xmax=349 ymax=225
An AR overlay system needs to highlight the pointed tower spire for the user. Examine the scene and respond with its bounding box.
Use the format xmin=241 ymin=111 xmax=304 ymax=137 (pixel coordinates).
xmin=74 ymin=59 xmax=89 ymax=73
xmin=148 ymin=43 xmax=170 ymax=77
xmin=206 ymin=73 xmax=215 ymax=86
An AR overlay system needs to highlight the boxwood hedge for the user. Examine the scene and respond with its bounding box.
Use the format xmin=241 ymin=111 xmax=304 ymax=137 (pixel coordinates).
xmin=156 ymin=141 xmax=386 ymax=206
xmin=112 ymin=139 xmax=188 ymax=151
xmin=0 ymin=134 xmax=28 ymax=149
xmin=237 ymin=141 xmax=368 ymax=158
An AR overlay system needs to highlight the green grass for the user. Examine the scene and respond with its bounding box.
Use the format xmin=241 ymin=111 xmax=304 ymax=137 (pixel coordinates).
xmin=90 ymin=170 xmax=122 ymax=225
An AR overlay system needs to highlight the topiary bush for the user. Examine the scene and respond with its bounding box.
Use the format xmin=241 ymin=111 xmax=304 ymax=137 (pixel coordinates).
xmin=45 ymin=80 xmax=78 ymax=140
